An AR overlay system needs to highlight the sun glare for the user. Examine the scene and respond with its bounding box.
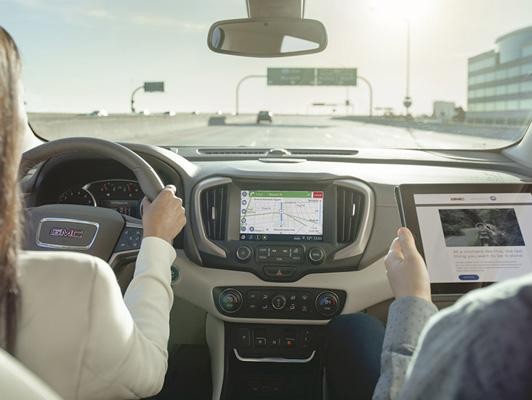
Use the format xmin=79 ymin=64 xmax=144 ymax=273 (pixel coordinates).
xmin=370 ymin=0 xmax=432 ymax=20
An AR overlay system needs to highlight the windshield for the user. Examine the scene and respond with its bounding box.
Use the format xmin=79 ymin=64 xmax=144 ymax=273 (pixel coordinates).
xmin=3 ymin=0 xmax=532 ymax=150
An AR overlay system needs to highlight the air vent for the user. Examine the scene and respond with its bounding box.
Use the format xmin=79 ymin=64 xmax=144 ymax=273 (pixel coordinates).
xmin=196 ymin=148 xmax=358 ymax=157
xmin=337 ymin=187 xmax=365 ymax=243
xmin=197 ymin=148 xmax=268 ymax=156
xmin=200 ymin=185 xmax=228 ymax=241
xmin=290 ymin=149 xmax=358 ymax=156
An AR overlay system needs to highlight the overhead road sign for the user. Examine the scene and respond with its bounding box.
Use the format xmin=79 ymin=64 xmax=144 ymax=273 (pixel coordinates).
xmin=317 ymin=68 xmax=357 ymax=86
xmin=267 ymin=68 xmax=357 ymax=86
xmin=144 ymin=81 xmax=165 ymax=92
xmin=267 ymin=68 xmax=316 ymax=86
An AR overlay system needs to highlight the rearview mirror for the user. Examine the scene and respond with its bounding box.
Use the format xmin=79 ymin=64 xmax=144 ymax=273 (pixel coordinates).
xmin=207 ymin=18 xmax=327 ymax=58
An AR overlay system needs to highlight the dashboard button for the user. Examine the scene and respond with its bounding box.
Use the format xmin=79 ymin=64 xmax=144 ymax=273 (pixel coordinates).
xmin=308 ymin=248 xmax=325 ymax=264
xmin=258 ymin=247 xmax=269 ymax=256
xmin=237 ymin=328 xmax=251 ymax=347
xmin=236 ymin=246 xmax=253 ymax=262
xmin=299 ymin=292 xmax=312 ymax=303
xmin=246 ymin=303 xmax=258 ymax=312
xmin=282 ymin=337 xmax=297 ymax=348
xmin=247 ymin=290 xmax=260 ymax=303
xmin=264 ymin=266 xmax=296 ymax=278
xmin=271 ymin=294 xmax=287 ymax=310
xmin=218 ymin=289 xmax=243 ymax=314
xmin=255 ymin=336 xmax=267 ymax=347
xmin=290 ymin=247 xmax=302 ymax=256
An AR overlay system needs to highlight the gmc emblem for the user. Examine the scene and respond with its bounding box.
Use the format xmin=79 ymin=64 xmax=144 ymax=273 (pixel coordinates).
xmin=49 ymin=227 xmax=84 ymax=239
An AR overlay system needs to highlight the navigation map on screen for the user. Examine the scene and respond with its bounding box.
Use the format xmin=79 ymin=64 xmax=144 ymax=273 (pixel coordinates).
xmin=240 ymin=190 xmax=323 ymax=241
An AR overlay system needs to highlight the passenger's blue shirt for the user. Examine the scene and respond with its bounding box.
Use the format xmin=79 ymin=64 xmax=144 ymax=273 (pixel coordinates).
xmin=373 ymin=275 xmax=532 ymax=400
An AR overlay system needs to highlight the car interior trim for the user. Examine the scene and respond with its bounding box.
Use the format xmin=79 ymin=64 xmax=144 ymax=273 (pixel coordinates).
xmin=192 ymin=176 xmax=233 ymax=259
xmin=332 ymin=179 xmax=375 ymax=260
xmin=232 ymin=348 xmax=316 ymax=363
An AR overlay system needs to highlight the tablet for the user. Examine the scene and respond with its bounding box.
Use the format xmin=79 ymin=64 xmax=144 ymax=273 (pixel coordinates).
xmin=396 ymin=183 xmax=532 ymax=293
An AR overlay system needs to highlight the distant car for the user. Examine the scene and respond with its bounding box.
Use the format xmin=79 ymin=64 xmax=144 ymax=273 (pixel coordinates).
xmin=208 ymin=116 xmax=226 ymax=126
xmin=140 ymin=109 xmax=151 ymax=116
xmin=256 ymin=110 xmax=273 ymax=124
xmin=88 ymin=109 xmax=108 ymax=117
xmin=163 ymin=110 xmax=176 ymax=116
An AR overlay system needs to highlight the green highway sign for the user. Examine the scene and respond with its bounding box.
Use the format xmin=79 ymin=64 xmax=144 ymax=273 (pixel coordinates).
xmin=267 ymin=68 xmax=316 ymax=86
xmin=144 ymin=81 xmax=165 ymax=92
xmin=267 ymin=68 xmax=357 ymax=86
xmin=317 ymin=68 xmax=357 ymax=86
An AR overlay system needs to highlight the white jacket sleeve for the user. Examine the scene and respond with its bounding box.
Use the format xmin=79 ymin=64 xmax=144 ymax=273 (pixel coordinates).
xmin=77 ymin=237 xmax=176 ymax=400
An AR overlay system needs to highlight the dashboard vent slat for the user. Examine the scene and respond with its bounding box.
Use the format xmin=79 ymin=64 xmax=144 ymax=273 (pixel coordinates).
xmin=201 ymin=184 xmax=228 ymax=241
xmin=337 ymin=187 xmax=364 ymax=244
xmin=197 ymin=148 xmax=268 ymax=156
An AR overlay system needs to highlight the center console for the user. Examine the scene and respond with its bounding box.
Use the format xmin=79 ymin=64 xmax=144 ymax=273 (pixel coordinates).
xmin=192 ymin=177 xmax=375 ymax=282
xmin=192 ymin=177 xmax=375 ymax=399
xmin=222 ymin=322 xmax=325 ymax=400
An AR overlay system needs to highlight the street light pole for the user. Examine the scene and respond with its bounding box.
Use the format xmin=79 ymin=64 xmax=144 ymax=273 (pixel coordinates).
xmin=357 ymin=75 xmax=373 ymax=117
xmin=235 ymin=75 xmax=266 ymax=115
xmin=130 ymin=85 xmax=144 ymax=113
xmin=403 ymin=19 xmax=413 ymax=116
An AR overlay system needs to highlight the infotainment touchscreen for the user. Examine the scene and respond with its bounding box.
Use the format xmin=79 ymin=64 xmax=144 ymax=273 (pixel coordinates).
xmin=397 ymin=184 xmax=532 ymax=284
xmin=239 ymin=190 xmax=324 ymax=241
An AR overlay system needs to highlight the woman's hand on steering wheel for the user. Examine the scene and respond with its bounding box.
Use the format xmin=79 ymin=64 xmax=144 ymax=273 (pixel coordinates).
xmin=142 ymin=185 xmax=186 ymax=245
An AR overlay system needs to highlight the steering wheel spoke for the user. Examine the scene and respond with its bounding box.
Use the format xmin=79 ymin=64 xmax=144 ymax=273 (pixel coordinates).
xmin=109 ymin=218 xmax=144 ymax=267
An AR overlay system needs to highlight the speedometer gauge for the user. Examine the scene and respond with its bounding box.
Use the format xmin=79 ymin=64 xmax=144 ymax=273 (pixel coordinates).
xmin=58 ymin=187 xmax=95 ymax=206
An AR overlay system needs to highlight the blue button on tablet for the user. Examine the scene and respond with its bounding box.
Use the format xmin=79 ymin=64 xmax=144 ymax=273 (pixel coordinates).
xmin=459 ymin=274 xmax=479 ymax=281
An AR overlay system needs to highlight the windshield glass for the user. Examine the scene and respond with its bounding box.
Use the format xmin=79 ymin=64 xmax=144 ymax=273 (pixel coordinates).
xmin=3 ymin=0 xmax=532 ymax=150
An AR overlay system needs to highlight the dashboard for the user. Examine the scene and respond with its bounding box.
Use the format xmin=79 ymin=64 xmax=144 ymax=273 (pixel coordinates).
xmin=23 ymin=144 xmax=532 ymax=324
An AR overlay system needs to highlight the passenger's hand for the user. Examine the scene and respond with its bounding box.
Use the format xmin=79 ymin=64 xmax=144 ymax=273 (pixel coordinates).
xmin=142 ymin=185 xmax=186 ymax=244
xmin=384 ymin=227 xmax=431 ymax=302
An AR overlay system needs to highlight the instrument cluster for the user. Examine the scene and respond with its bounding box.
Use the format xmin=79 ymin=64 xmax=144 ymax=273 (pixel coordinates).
xmin=58 ymin=180 xmax=144 ymax=218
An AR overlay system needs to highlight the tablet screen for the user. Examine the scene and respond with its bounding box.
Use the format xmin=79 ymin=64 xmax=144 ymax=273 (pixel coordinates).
xmin=414 ymin=192 xmax=532 ymax=283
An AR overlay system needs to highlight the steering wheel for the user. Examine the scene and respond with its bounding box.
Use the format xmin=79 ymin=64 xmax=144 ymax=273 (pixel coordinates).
xmin=20 ymin=137 xmax=164 ymax=264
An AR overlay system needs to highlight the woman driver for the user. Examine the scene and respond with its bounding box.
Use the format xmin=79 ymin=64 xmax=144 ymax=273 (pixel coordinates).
xmin=0 ymin=27 xmax=186 ymax=399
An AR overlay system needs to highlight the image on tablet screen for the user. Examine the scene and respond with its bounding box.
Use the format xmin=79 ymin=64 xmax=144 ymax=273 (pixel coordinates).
xmin=439 ymin=208 xmax=525 ymax=247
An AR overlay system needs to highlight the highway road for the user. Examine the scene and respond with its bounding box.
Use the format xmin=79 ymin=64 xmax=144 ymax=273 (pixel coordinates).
xmin=29 ymin=113 xmax=525 ymax=150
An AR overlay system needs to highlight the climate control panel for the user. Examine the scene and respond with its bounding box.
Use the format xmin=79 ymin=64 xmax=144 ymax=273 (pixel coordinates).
xmin=213 ymin=286 xmax=346 ymax=320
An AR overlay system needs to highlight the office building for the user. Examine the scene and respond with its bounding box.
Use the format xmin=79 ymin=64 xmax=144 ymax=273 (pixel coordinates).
xmin=467 ymin=26 xmax=532 ymax=124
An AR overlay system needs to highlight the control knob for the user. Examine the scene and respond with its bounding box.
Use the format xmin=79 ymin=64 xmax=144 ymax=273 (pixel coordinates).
xmin=308 ymin=247 xmax=325 ymax=265
xmin=316 ymin=291 xmax=340 ymax=317
xmin=218 ymin=289 xmax=243 ymax=314
xmin=271 ymin=294 xmax=287 ymax=310
xmin=236 ymin=246 xmax=252 ymax=262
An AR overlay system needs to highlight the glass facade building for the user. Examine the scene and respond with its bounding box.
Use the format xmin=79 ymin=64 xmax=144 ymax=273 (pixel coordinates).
xmin=467 ymin=26 xmax=532 ymax=124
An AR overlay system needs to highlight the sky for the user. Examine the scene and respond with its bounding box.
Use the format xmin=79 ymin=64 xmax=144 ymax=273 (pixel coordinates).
xmin=1 ymin=0 xmax=532 ymax=115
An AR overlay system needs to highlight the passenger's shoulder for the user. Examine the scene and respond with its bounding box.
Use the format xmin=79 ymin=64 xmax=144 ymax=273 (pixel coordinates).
xmin=449 ymin=274 xmax=532 ymax=322
xmin=461 ymin=274 xmax=532 ymax=305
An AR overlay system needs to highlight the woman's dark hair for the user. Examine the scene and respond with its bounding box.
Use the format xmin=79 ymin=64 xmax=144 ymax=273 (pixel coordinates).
xmin=0 ymin=26 xmax=23 ymax=354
